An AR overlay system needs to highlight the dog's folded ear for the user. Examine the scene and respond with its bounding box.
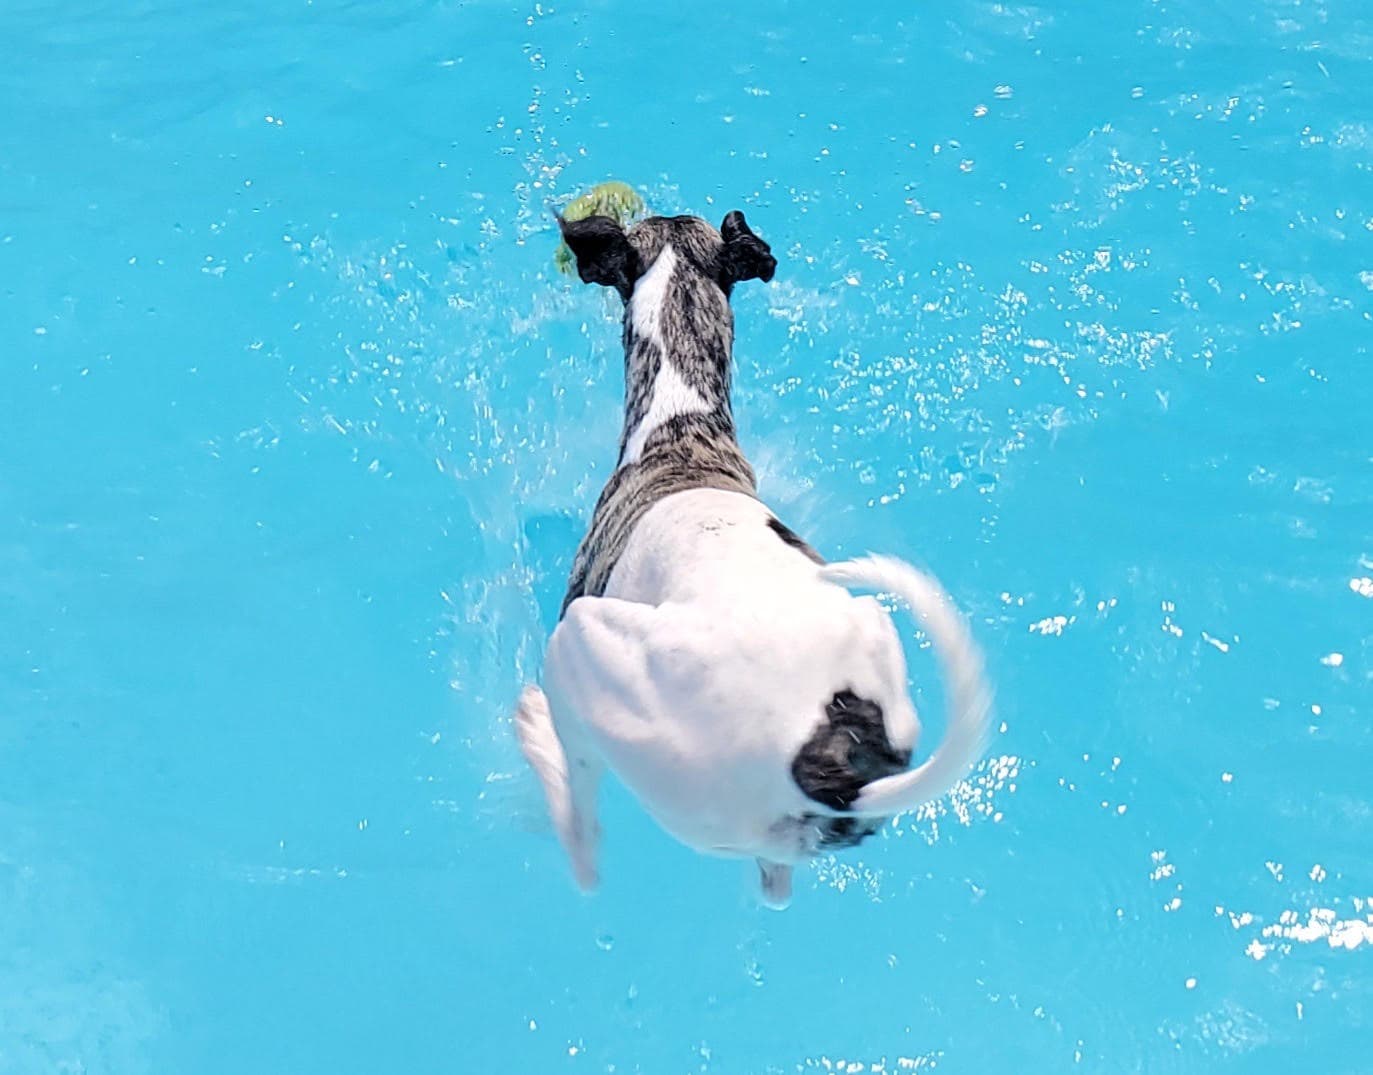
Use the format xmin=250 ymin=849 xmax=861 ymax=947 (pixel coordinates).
xmin=557 ymin=214 xmax=639 ymax=299
xmin=720 ymin=210 xmax=776 ymax=288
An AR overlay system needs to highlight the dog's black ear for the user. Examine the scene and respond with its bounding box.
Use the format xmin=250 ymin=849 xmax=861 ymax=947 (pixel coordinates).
xmin=557 ymin=214 xmax=639 ymax=299
xmin=720 ymin=210 xmax=776 ymax=288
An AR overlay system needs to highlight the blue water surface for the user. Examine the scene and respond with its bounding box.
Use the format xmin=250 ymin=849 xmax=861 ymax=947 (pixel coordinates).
xmin=3 ymin=1 xmax=1371 ymax=1072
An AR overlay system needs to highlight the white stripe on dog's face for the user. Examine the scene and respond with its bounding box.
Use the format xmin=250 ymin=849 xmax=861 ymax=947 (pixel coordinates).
xmin=620 ymin=244 xmax=711 ymax=466
xmin=629 ymin=242 xmax=677 ymax=343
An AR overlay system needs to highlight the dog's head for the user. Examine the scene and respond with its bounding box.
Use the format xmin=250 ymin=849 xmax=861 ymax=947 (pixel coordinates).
xmin=556 ymin=211 xmax=776 ymax=302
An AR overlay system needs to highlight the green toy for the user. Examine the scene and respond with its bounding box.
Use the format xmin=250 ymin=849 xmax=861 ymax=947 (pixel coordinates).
xmin=554 ymin=181 xmax=647 ymax=274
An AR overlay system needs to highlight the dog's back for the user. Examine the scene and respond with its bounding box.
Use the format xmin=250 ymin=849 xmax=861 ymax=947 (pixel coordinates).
xmin=557 ymin=212 xmax=774 ymax=613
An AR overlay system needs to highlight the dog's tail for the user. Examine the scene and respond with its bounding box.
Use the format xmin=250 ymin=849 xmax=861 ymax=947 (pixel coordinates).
xmin=820 ymin=555 xmax=993 ymax=818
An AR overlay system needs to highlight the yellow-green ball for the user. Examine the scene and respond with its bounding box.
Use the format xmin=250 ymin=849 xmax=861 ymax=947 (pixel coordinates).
xmin=554 ymin=181 xmax=647 ymax=274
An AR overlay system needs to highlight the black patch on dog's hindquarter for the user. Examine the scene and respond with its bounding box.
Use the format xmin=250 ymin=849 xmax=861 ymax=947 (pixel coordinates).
xmin=792 ymin=690 xmax=912 ymax=850
xmin=792 ymin=690 xmax=911 ymax=812
xmin=767 ymin=517 xmax=824 ymax=564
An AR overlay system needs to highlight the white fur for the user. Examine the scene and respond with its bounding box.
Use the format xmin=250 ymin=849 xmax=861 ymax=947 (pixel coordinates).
xmin=628 ymin=242 xmax=676 ymax=343
xmin=527 ymin=491 xmax=912 ymax=859
xmin=515 ymin=492 xmax=992 ymax=902
xmin=514 ymin=684 xmax=600 ymax=891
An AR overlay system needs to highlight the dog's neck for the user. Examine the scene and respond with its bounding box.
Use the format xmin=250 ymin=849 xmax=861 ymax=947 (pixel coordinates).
xmin=616 ymin=243 xmax=738 ymax=467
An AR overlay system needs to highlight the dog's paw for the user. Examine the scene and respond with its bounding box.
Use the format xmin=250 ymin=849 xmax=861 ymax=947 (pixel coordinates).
xmin=562 ymin=798 xmax=597 ymax=892
xmin=756 ymin=860 xmax=793 ymax=911
xmin=569 ymin=845 xmax=600 ymax=893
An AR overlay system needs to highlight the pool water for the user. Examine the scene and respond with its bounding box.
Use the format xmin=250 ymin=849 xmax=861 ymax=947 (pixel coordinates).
xmin=3 ymin=1 xmax=1371 ymax=1071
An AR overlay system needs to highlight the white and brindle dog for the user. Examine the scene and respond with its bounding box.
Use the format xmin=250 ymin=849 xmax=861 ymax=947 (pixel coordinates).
xmin=515 ymin=209 xmax=992 ymax=908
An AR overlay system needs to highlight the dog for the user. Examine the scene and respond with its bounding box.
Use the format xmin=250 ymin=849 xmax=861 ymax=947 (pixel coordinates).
xmin=514 ymin=209 xmax=992 ymax=907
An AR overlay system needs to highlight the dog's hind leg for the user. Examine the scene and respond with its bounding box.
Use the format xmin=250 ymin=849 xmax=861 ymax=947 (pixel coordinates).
xmin=756 ymin=859 xmax=793 ymax=910
xmin=514 ymin=685 xmax=602 ymax=891
xmin=559 ymin=717 xmax=604 ymax=891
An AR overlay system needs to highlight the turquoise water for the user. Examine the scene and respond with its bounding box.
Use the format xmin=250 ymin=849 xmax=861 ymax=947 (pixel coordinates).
xmin=4 ymin=0 xmax=1371 ymax=1071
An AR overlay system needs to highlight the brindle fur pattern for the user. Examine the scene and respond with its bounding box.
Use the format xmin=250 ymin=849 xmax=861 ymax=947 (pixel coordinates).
xmin=561 ymin=216 xmax=759 ymax=615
